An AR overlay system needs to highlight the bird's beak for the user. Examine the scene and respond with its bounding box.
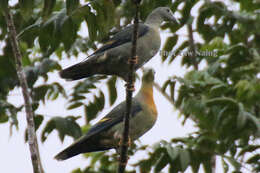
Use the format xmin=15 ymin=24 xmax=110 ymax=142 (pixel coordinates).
xmin=170 ymin=16 xmax=180 ymax=25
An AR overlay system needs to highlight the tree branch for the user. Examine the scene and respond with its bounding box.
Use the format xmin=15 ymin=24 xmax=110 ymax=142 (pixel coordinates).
xmin=117 ymin=1 xmax=141 ymax=172
xmin=4 ymin=8 xmax=44 ymax=173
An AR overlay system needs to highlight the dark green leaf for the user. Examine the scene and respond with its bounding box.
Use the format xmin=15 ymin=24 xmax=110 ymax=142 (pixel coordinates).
xmin=66 ymin=0 xmax=79 ymax=16
xmin=202 ymin=158 xmax=212 ymax=173
xmin=43 ymin=0 xmax=56 ymax=20
xmin=85 ymin=102 xmax=99 ymax=123
xmin=41 ymin=116 xmax=81 ymax=142
xmin=84 ymin=10 xmax=97 ymax=41
xmin=246 ymin=154 xmax=260 ymax=164
xmin=225 ymin=156 xmax=241 ymax=171
xmin=237 ymin=103 xmax=247 ymax=129
xmin=155 ymin=153 xmax=169 ymax=172
xmin=179 ymin=149 xmax=190 ymax=171
xmin=0 ymin=114 xmax=8 ymax=123
xmin=166 ymin=145 xmax=179 ymax=161
xmin=107 ymin=76 xmax=117 ymax=105
xmin=238 ymin=145 xmax=260 ymax=157
xmin=206 ymin=97 xmax=238 ymax=108
xmin=162 ymin=35 xmax=178 ymax=62
xmin=25 ymin=114 xmax=44 ymax=141
xmin=19 ymin=0 xmax=34 ymax=20
xmin=60 ymin=17 xmax=78 ymax=51
xmin=0 ymin=0 xmax=8 ymax=11
xmin=67 ymin=102 xmax=83 ymax=110
xmin=95 ymin=91 xmax=105 ymax=111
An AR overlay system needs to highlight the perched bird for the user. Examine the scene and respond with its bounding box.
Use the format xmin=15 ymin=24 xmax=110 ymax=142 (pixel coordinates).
xmin=59 ymin=7 xmax=178 ymax=80
xmin=55 ymin=69 xmax=157 ymax=160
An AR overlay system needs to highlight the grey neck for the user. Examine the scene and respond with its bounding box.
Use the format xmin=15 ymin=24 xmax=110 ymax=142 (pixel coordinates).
xmin=145 ymin=13 xmax=163 ymax=28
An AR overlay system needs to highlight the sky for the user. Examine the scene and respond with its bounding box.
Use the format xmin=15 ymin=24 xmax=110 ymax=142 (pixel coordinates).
xmin=0 ymin=0 xmax=248 ymax=173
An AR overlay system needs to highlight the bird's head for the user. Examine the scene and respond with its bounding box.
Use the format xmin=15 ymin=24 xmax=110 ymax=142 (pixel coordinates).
xmin=156 ymin=7 xmax=179 ymax=24
xmin=142 ymin=68 xmax=155 ymax=84
xmin=146 ymin=7 xmax=179 ymax=27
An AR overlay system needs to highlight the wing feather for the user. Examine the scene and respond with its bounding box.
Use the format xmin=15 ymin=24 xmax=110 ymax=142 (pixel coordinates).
xmin=85 ymin=100 xmax=142 ymax=138
xmin=89 ymin=24 xmax=149 ymax=57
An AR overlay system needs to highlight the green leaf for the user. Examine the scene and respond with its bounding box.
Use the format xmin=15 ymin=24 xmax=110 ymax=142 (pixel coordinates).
xmin=237 ymin=103 xmax=247 ymax=129
xmin=107 ymin=76 xmax=117 ymax=106
xmin=41 ymin=116 xmax=82 ymax=142
xmin=17 ymin=18 xmax=42 ymax=40
xmin=85 ymin=104 xmax=99 ymax=123
xmin=70 ymin=95 xmax=86 ymax=102
xmin=60 ymin=17 xmax=78 ymax=51
xmin=71 ymin=168 xmax=83 ymax=173
xmin=66 ymin=0 xmax=79 ymax=16
xmin=246 ymin=154 xmax=260 ymax=164
xmin=166 ymin=145 xmax=179 ymax=161
xmin=19 ymin=0 xmax=34 ymax=20
xmin=206 ymin=97 xmax=238 ymax=108
xmin=0 ymin=114 xmax=8 ymax=123
xmin=95 ymin=91 xmax=105 ymax=111
xmin=25 ymin=114 xmax=44 ymax=141
xmin=155 ymin=153 xmax=169 ymax=172
xmin=190 ymin=151 xmax=201 ymax=173
xmin=42 ymin=0 xmax=56 ymax=20
xmin=34 ymin=114 xmax=44 ymax=131
xmin=244 ymin=112 xmax=260 ymax=134
xmin=0 ymin=0 xmax=8 ymax=12
xmin=70 ymin=5 xmax=90 ymax=22
xmin=85 ymin=11 xmax=97 ymax=41
xmin=238 ymin=145 xmax=260 ymax=157
xmin=162 ymin=35 xmax=178 ymax=62
xmin=179 ymin=149 xmax=190 ymax=171
xmin=170 ymin=41 xmax=189 ymax=63
xmin=162 ymin=79 xmax=171 ymax=93
xmin=181 ymin=0 xmax=194 ymax=24
xmin=202 ymin=158 xmax=212 ymax=173
xmin=225 ymin=156 xmax=241 ymax=171
xmin=67 ymin=102 xmax=83 ymax=110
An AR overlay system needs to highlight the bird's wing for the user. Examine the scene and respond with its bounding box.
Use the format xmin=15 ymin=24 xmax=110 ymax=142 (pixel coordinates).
xmin=88 ymin=23 xmax=149 ymax=57
xmin=85 ymin=100 xmax=142 ymax=138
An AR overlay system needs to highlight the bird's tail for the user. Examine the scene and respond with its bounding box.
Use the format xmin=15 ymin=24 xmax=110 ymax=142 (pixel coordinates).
xmin=59 ymin=61 xmax=97 ymax=81
xmin=54 ymin=135 xmax=112 ymax=160
xmin=54 ymin=141 xmax=83 ymax=160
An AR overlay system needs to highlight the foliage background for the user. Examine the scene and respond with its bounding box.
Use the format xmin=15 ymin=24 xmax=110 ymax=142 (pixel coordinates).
xmin=0 ymin=0 xmax=259 ymax=172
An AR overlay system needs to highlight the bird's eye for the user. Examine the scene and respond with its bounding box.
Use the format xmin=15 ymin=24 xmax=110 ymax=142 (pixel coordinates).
xmin=167 ymin=9 xmax=170 ymax=13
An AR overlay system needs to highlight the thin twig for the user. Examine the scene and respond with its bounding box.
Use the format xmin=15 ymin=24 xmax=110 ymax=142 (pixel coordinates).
xmin=117 ymin=1 xmax=140 ymax=172
xmin=4 ymin=8 xmax=44 ymax=173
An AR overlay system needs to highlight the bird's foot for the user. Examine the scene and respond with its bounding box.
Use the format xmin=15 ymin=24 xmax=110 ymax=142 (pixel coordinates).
xmin=127 ymin=55 xmax=138 ymax=65
xmin=125 ymin=83 xmax=135 ymax=91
